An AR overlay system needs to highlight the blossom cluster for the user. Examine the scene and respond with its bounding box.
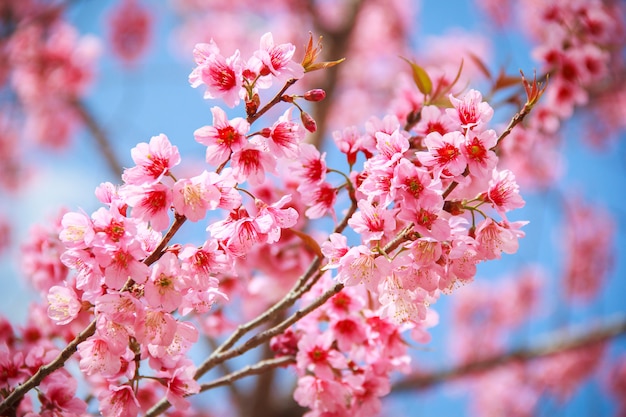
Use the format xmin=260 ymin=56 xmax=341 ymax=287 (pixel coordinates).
xmin=2 ymin=29 xmax=531 ymax=417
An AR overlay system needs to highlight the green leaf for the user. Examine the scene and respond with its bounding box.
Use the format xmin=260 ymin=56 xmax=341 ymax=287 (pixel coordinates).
xmin=400 ymin=57 xmax=432 ymax=96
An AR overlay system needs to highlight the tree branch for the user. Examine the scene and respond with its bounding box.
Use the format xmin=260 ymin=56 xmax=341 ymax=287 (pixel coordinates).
xmin=199 ymin=356 xmax=295 ymax=393
xmin=70 ymin=98 xmax=124 ymax=178
xmin=392 ymin=315 xmax=626 ymax=392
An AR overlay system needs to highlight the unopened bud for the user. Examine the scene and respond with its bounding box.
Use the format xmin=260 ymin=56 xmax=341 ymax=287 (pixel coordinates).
xmin=303 ymin=89 xmax=326 ymax=102
xmin=301 ymin=111 xmax=317 ymax=133
xmin=246 ymin=93 xmax=260 ymax=118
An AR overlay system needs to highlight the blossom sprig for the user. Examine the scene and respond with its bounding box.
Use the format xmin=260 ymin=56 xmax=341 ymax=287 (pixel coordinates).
xmin=1 ymin=29 xmax=535 ymax=417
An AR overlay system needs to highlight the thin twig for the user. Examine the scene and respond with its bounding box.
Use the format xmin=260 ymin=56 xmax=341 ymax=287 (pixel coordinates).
xmin=247 ymin=79 xmax=298 ymax=125
xmin=199 ymin=356 xmax=296 ymax=393
xmin=70 ymin=98 xmax=124 ymax=178
xmin=392 ymin=315 xmax=626 ymax=391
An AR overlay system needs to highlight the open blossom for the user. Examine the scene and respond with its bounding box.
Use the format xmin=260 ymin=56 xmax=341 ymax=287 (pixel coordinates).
xmin=250 ymin=32 xmax=304 ymax=83
xmin=162 ymin=362 xmax=201 ymax=410
xmin=59 ymin=210 xmax=95 ymax=249
xmin=255 ymin=195 xmax=299 ymax=243
xmin=189 ymin=40 xmax=243 ymax=107
xmin=482 ymin=168 xmax=525 ymax=216
xmin=47 ymin=285 xmax=82 ymax=325
xmin=172 ymin=171 xmax=221 ymax=222
xmin=289 ymin=143 xmax=327 ymax=188
xmin=122 ymin=182 xmax=173 ymax=231
xmin=231 ymin=143 xmax=277 ymax=185
xmin=447 ymin=89 xmax=494 ymax=131
xmin=78 ymin=337 xmax=122 ymax=376
xmin=179 ymin=239 xmax=232 ymax=287
xmin=348 ymin=199 xmax=397 ymax=243
xmin=336 ymin=245 xmax=391 ymax=292
xmin=194 ymin=106 xmax=249 ymax=166
xmin=391 ymin=158 xmax=443 ymax=209
xmin=208 ymin=207 xmax=268 ymax=257
xmin=144 ymin=252 xmax=184 ymax=312
xmin=418 ymin=130 xmax=467 ymax=177
xmin=413 ymin=104 xmax=456 ymax=136
xmin=475 ymin=218 xmax=526 ymax=260
xmin=333 ymin=125 xmax=373 ymax=166
xmin=300 ymin=181 xmax=338 ymax=220
xmin=462 ymin=129 xmax=498 ymax=179
xmin=98 ymin=384 xmax=140 ymax=417
xmin=296 ymin=332 xmax=347 ymax=380
xmin=257 ymin=107 xmax=303 ymax=158
xmin=122 ymin=134 xmax=180 ymax=185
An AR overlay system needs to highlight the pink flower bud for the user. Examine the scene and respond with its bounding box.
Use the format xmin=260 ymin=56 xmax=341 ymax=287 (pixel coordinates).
xmin=304 ymin=89 xmax=326 ymax=102
xmin=301 ymin=111 xmax=317 ymax=132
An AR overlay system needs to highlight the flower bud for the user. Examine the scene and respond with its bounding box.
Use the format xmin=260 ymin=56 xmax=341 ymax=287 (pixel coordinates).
xmin=303 ymin=89 xmax=326 ymax=102
xmin=300 ymin=111 xmax=317 ymax=133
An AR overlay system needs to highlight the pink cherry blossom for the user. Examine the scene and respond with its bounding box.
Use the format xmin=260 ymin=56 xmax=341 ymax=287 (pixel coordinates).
xmin=98 ymin=384 xmax=141 ymax=417
xmin=257 ymin=107 xmax=304 ymax=158
xmin=483 ymin=168 xmax=525 ymax=216
xmin=251 ymin=32 xmax=304 ymax=82
xmin=208 ymin=206 xmax=268 ymax=257
xmin=179 ymin=239 xmax=232 ymax=288
xmin=189 ymin=40 xmax=243 ymax=107
xmin=231 ymin=142 xmax=277 ymax=185
xmin=391 ymin=158 xmax=443 ymax=209
xmin=193 ymin=106 xmax=249 ymax=166
xmin=293 ymin=375 xmax=350 ymax=414
xmin=135 ymin=308 xmax=177 ymax=347
xmin=462 ymin=129 xmax=498 ymax=179
xmin=296 ymin=332 xmax=348 ymax=380
xmin=474 ymin=218 xmax=525 ymax=260
xmin=38 ymin=370 xmax=87 ymax=416
xmin=321 ymin=233 xmax=350 ymax=269
xmin=348 ymin=199 xmax=397 ymax=243
xmin=172 ymin=171 xmax=222 ymax=222
xmin=418 ymin=130 xmax=467 ymax=177
xmin=289 ymin=143 xmax=327 ymax=188
xmin=413 ymin=105 xmax=456 ymax=137
xmin=122 ymin=133 xmax=181 ymax=185
xmin=144 ymin=252 xmax=184 ymax=312
xmin=77 ymin=337 xmax=122 ymax=376
xmin=336 ymin=245 xmax=391 ymax=292
xmin=47 ymin=284 xmax=82 ymax=325
xmin=107 ymin=0 xmax=152 ymax=65
xmin=447 ymin=89 xmax=494 ymax=131
xmin=162 ymin=361 xmax=201 ymax=410
xmin=300 ymin=181 xmax=338 ymax=220
xmin=122 ymin=183 xmax=173 ymax=231
xmin=333 ymin=125 xmax=372 ymax=167
xmin=255 ymin=195 xmax=299 ymax=243
xmin=59 ymin=211 xmax=95 ymax=249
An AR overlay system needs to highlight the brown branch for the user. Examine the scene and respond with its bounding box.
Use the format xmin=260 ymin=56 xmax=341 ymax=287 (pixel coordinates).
xmin=0 ymin=320 xmax=97 ymax=415
xmin=248 ymin=79 xmax=298 ymax=125
xmin=70 ymin=98 xmax=124 ymax=178
xmin=392 ymin=315 xmax=626 ymax=392
xmin=199 ymin=356 xmax=296 ymax=393
xmin=145 ymin=283 xmax=344 ymax=417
